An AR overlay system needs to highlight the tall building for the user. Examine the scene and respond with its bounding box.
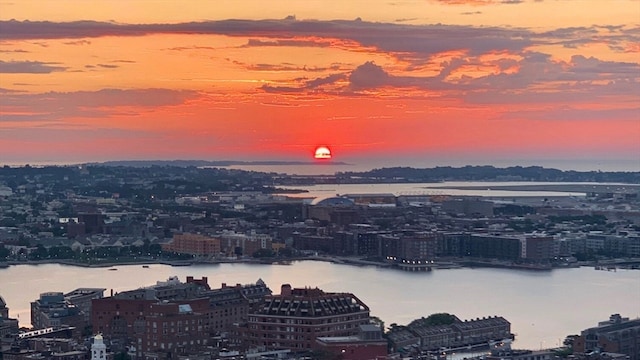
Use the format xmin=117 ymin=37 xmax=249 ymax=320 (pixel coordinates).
xmin=64 ymin=288 xmax=105 ymax=324
xmin=382 ymin=232 xmax=438 ymax=271
xmin=31 ymin=292 xmax=85 ymax=338
xmin=523 ymin=236 xmax=555 ymax=262
xmin=469 ymin=234 xmax=522 ymax=260
xmin=137 ymin=300 xmax=210 ymax=359
xmin=247 ymin=284 xmax=371 ymax=351
xmin=0 ymin=296 xmax=19 ymax=338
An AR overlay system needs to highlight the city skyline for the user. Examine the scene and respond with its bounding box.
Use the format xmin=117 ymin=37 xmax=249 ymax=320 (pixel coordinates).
xmin=1 ymin=0 xmax=639 ymax=170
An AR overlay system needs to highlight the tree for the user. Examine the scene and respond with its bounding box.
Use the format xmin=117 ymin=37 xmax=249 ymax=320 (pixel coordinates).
xmin=29 ymin=244 xmax=48 ymax=260
xmin=409 ymin=313 xmax=458 ymax=327
xmin=277 ymin=247 xmax=293 ymax=257
xmin=369 ymin=316 xmax=385 ymax=332
xmin=149 ymin=243 xmax=162 ymax=256
xmin=0 ymin=245 xmax=9 ymax=260
xmin=113 ymin=352 xmax=131 ymax=360
xmin=252 ymin=248 xmax=275 ymax=258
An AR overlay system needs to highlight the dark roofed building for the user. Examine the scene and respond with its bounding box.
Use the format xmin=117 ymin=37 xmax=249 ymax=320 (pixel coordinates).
xmin=573 ymin=314 xmax=640 ymax=360
xmin=246 ymin=284 xmax=371 ymax=351
xmin=450 ymin=316 xmax=511 ymax=346
xmin=388 ymin=315 xmax=512 ymax=353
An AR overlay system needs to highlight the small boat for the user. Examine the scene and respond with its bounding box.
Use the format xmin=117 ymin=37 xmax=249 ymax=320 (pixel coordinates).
xmin=142 ymin=265 xmax=149 ymax=268
xmin=108 ymin=268 xmax=118 ymax=271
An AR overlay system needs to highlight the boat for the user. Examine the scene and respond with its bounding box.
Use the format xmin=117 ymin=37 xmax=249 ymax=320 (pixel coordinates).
xmin=108 ymin=268 xmax=118 ymax=271
xmin=142 ymin=265 xmax=149 ymax=268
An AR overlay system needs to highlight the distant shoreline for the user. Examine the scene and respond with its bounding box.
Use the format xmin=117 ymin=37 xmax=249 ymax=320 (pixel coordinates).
xmin=431 ymin=183 xmax=640 ymax=193
xmin=3 ymin=256 xmax=639 ymax=271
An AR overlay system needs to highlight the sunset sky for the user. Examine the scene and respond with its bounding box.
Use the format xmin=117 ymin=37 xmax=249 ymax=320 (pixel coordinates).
xmin=1 ymin=0 xmax=639 ymax=170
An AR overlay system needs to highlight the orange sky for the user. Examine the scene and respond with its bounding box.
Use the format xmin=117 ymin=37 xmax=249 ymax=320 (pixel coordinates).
xmin=1 ymin=0 xmax=639 ymax=170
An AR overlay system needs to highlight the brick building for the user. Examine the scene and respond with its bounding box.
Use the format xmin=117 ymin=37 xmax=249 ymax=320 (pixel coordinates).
xmin=247 ymin=284 xmax=371 ymax=351
xmin=92 ymin=277 xmax=271 ymax=357
xmin=523 ymin=236 xmax=555 ymax=262
xmin=316 ymin=324 xmax=388 ymax=360
xmin=161 ymin=233 xmax=221 ymax=256
xmin=138 ymin=299 xmax=210 ymax=359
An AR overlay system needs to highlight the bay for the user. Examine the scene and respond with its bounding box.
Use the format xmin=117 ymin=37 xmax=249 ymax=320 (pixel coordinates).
xmin=277 ymin=181 xmax=596 ymax=200
xmin=1 ymin=262 xmax=638 ymax=351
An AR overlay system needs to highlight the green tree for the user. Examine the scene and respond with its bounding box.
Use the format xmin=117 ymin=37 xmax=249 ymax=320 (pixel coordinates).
xmin=252 ymin=248 xmax=274 ymax=258
xmin=0 ymin=245 xmax=9 ymax=260
xmin=29 ymin=244 xmax=48 ymax=260
xmin=409 ymin=313 xmax=458 ymax=327
xmin=113 ymin=352 xmax=131 ymax=360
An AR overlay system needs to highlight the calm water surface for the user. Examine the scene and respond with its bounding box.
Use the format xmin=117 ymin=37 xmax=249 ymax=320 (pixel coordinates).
xmin=277 ymin=181 xmax=591 ymax=199
xmin=1 ymin=262 xmax=638 ymax=350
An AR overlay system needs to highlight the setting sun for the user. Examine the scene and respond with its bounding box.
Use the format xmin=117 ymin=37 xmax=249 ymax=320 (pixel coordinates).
xmin=314 ymin=146 xmax=332 ymax=160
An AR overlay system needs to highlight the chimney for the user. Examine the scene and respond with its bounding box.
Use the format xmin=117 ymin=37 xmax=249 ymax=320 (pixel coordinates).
xmin=110 ymin=289 xmax=113 ymax=297
xmin=281 ymin=284 xmax=292 ymax=296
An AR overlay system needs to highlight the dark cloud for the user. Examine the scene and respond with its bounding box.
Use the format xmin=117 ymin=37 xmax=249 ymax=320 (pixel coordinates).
xmin=165 ymin=45 xmax=216 ymax=51
xmin=349 ymin=62 xmax=391 ymax=89
xmin=7 ymin=18 xmax=633 ymax=67
xmin=306 ymin=73 xmax=346 ymax=88
xmin=63 ymin=39 xmax=91 ymax=45
xmin=237 ymin=60 xmax=344 ymax=73
xmin=97 ymin=63 xmax=119 ymax=69
xmin=262 ymin=52 xmax=640 ymax=106
xmin=243 ymin=38 xmax=331 ymax=48
xmin=0 ymin=19 xmax=534 ymax=57
xmin=0 ymin=48 xmax=29 ymax=53
xmin=430 ymin=0 xmax=526 ymax=4
xmin=260 ymin=84 xmax=303 ymax=93
xmin=534 ymin=25 xmax=640 ymax=53
xmin=0 ymin=87 xmax=23 ymax=94
xmin=395 ymin=18 xmax=418 ymax=23
xmin=0 ymin=60 xmax=67 ymax=73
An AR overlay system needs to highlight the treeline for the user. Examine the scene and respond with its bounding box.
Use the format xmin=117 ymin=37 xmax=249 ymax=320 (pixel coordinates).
xmin=0 ymin=243 xmax=192 ymax=263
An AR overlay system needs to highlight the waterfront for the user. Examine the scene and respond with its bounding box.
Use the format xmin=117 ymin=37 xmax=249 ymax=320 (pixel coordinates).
xmin=1 ymin=262 xmax=638 ymax=351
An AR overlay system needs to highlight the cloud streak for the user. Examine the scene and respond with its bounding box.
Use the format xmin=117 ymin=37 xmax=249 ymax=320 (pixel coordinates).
xmin=0 ymin=60 xmax=67 ymax=73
